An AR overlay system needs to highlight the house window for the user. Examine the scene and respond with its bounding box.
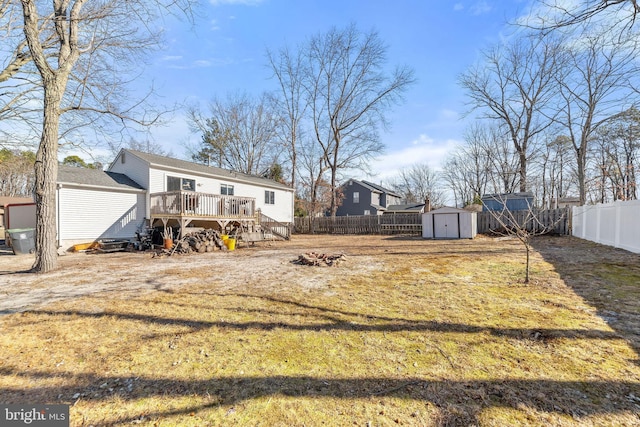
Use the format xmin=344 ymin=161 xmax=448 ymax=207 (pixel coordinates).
xmin=167 ymin=176 xmax=195 ymax=191
xmin=364 ymin=209 xmax=370 ymax=215
xmin=221 ymin=184 xmax=234 ymax=196
xmin=353 ymin=191 xmax=359 ymax=203
xmin=265 ymin=190 xmax=275 ymax=205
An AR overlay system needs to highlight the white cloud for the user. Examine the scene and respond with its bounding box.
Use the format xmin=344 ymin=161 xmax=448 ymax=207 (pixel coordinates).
xmin=161 ymin=55 xmax=183 ymax=61
xmin=470 ymin=1 xmax=491 ymax=16
xmin=358 ymin=134 xmax=463 ymax=183
xmin=210 ymin=19 xmax=220 ymax=31
xmin=453 ymin=3 xmax=464 ymax=12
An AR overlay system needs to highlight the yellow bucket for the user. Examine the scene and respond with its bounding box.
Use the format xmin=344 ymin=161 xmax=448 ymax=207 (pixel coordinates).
xmin=221 ymin=234 xmax=229 ymax=241
xmin=225 ymin=238 xmax=236 ymax=251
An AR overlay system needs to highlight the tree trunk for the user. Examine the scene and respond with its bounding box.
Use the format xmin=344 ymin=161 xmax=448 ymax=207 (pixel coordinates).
xmin=519 ymin=151 xmax=527 ymax=192
xmin=31 ymin=80 xmax=63 ymax=273
xmin=576 ymin=147 xmax=587 ymax=206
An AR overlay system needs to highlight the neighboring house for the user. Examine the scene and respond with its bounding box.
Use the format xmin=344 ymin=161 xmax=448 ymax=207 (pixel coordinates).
xmin=336 ymin=179 xmax=402 ymax=216
xmin=481 ymin=192 xmax=534 ymax=211
xmin=56 ymin=149 xmax=295 ymax=250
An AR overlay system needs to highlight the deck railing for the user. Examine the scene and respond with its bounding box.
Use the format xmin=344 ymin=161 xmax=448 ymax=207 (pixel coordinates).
xmin=150 ymin=191 xmax=256 ymax=219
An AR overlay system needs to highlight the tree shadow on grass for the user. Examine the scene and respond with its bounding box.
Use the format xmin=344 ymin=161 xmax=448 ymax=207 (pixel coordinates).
xmin=0 ymin=368 xmax=638 ymax=425
xmin=531 ymin=235 xmax=640 ymax=366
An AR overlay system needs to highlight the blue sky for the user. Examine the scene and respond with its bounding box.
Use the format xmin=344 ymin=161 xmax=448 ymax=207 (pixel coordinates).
xmin=135 ymin=0 xmax=533 ymax=182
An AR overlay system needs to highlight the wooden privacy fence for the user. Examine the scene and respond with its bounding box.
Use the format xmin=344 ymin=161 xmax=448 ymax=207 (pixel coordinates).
xmin=294 ymin=208 xmax=571 ymax=236
xmin=294 ymin=214 xmax=422 ymax=235
xmin=477 ymin=207 xmax=570 ymax=235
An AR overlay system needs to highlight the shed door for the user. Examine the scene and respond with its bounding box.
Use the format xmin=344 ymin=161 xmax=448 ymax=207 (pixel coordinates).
xmin=433 ymin=213 xmax=460 ymax=239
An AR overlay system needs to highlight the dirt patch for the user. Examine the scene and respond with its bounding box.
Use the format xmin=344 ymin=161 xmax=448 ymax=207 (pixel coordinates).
xmin=0 ymin=236 xmax=384 ymax=313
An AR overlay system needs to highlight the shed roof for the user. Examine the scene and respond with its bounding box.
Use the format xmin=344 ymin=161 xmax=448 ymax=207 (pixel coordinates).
xmin=386 ymin=203 xmax=425 ymax=213
xmin=0 ymin=196 xmax=33 ymax=207
xmin=424 ymin=206 xmax=474 ymax=214
xmin=58 ymin=165 xmax=144 ymax=191
xmin=116 ymin=149 xmax=293 ymax=191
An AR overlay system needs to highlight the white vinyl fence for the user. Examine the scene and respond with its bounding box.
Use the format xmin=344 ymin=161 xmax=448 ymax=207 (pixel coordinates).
xmin=573 ymin=200 xmax=640 ymax=254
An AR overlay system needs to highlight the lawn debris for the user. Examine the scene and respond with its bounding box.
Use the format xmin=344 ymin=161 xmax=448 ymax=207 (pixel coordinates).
xmin=153 ymin=229 xmax=228 ymax=257
xmin=293 ymin=252 xmax=347 ymax=267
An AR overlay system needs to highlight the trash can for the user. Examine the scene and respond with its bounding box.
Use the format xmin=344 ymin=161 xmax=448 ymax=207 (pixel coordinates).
xmin=7 ymin=228 xmax=36 ymax=255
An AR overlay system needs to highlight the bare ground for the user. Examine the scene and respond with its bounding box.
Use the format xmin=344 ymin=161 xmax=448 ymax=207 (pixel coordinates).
xmin=0 ymin=236 xmax=382 ymax=314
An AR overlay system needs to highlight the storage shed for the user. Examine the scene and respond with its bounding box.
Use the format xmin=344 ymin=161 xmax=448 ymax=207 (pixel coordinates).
xmin=422 ymin=207 xmax=477 ymax=239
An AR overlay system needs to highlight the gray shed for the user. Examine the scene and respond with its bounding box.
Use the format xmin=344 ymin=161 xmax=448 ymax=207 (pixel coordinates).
xmin=422 ymin=207 xmax=477 ymax=239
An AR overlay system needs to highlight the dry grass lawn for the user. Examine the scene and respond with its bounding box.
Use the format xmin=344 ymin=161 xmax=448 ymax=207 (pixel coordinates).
xmin=0 ymin=234 xmax=639 ymax=426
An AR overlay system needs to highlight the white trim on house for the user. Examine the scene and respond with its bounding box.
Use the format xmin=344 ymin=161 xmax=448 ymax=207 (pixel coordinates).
xmin=109 ymin=149 xmax=294 ymax=224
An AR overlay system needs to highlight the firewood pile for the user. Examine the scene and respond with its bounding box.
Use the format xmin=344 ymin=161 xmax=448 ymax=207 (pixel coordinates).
xmin=293 ymin=252 xmax=347 ymax=267
xmin=154 ymin=229 xmax=228 ymax=257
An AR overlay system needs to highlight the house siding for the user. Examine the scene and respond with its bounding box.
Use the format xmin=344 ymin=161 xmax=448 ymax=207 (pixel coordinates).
xmin=148 ymin=166 xmax=294 ymax=223
xmin=58 ymin=186 xmax=146 ymax=243
xmin=109 ymin=151 xmax=149 ymax=189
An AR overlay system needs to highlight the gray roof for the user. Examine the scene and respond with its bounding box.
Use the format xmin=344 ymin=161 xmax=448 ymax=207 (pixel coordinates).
xmin=121 ymin=149 xmax=293 ymax=191
xmin=387 ymin=203 xmax=425 ymax=212
xmin=58 ymin=165 xmax=144 ymax=190
xmin=360 ymin=180 xmax=402 ymax=198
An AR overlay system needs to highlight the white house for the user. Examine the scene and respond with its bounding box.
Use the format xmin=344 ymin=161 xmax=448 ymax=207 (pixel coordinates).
xmin=57 ymin=149 xmax=294 ymax=250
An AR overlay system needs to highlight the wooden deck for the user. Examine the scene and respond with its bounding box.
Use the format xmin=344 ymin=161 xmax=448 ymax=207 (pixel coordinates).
xmin=150 ymin=191 xmax=257 ymax=236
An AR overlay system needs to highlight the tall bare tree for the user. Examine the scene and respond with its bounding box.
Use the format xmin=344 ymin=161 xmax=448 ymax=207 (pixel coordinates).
xmin=266 ymin=45 xmax=306 ymax=188
xmin=553 ymin=30 xmax=639 ymax=205
xmin=18 ymin=0 xmax=193 ymax=272
xmin=535 ymin=134 xmax=575 ymax=208
xmin=459 ymin=34 xmax=562 ymax=192
xmin=592 ymin=107 xmax=640 ymax=201
xmin=188 ymin=92 xmax=280 ymax=175
xmin=302 ymin=24 xmax=415 ymax=216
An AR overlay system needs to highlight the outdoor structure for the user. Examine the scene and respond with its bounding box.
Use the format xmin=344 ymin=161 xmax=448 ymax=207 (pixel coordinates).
xmin=1 ymin=196 xmax=36 ymax=242
xmin=56 ymin=149 xmax=295 ymax=250
xmin=482 ymin=192 xmax=534 ymax=211
xmin=422 ymin=207 xmax=477 ymax=239
xmin=336 ymin=179 xmax=402 ymax=216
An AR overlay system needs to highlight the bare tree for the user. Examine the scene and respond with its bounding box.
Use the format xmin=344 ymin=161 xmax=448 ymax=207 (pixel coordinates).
xmin=535 ymin=134 xmax=576 ymax=208
xmin=526 ymin=0 xmax=640 ymax=33
xmin=188 ymin=92 xmax=280 ymax=175
xmin=302 ymin=24 xmax=415 ymax=216
xmin=0 ymin=0 xmax=48 ymax=143
xmin=266 ymin=45 xmax=306 ymax=188
xmin=441 ymin=123 xmax=519 ymax=207
xmin=459 ymin=33 xmax=562 ymax=192
xmin=592 ymin=107 xmax=640 ymax=201
xmin=391 ymin=163 xmax=445 ymax=207
xmin=296 ymin=134 xmax=330 ymax=231
xmin=552 ymin=30 xmax=639 ymax=205
xmin=17 ymin=0 xmax=193 ymax=272
xmin=483 ymin=194 xmax=568 ymax=283
xmin=0 ymin=148 xmax=35 ymax=196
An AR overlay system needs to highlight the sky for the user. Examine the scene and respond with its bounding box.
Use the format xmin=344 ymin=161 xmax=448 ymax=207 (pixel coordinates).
xmin=112 ymin=0 xmax=536 ymax=184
